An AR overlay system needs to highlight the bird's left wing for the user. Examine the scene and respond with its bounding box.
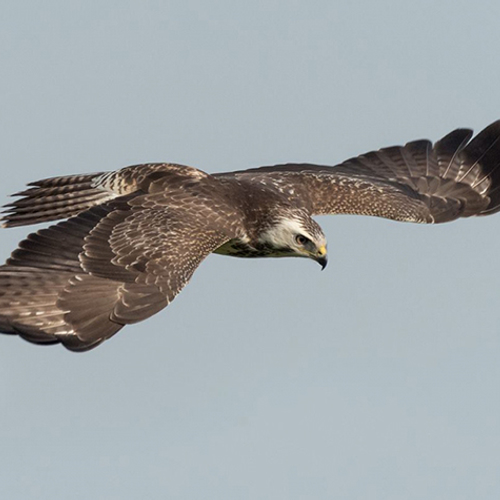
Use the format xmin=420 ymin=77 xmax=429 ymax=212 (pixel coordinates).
xmin=223 ymin=121 xmax=500 ymax=224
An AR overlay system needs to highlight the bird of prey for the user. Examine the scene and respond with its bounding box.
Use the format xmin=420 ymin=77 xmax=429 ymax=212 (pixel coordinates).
xmin=1 ymin=121 xmax=500 ymax=351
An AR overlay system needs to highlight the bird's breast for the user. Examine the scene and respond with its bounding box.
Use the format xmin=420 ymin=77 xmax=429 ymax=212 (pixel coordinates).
xmin=213 ymin=239 xmax=261 ymax=258
xmin=213 ymin=238 xmax=293 ymax=259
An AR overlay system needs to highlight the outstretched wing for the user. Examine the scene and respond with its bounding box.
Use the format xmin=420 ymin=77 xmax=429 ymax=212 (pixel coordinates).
xmin=223 ymin=121 xmax=500 ymax=223
xmin=1 ymin=163 xmax=209 ymax=228
xmin=0 ymin=185 xmax=241 ymax=351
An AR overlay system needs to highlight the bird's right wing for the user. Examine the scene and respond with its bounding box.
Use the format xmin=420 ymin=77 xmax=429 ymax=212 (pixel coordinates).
xmin=1 ymin=163 xmax=209 ymax=228
xmin=0 ymin=184 xmax=242 ymax=351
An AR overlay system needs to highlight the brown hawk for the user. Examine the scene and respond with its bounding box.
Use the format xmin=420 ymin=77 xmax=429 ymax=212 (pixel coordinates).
xmin=1 ymin=121 xmax=500 ymax=351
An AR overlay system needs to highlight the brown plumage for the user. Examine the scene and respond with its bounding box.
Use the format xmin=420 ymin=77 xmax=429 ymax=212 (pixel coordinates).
xmin=1 ymin=121 xmax=500 ymax=351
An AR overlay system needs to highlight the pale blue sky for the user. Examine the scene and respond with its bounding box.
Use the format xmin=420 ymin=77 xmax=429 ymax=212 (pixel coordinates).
xmin=1 ymin=1 xmax=500 ymax=499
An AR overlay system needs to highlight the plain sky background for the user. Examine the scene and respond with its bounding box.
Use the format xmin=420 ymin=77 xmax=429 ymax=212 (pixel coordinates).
xmin=1 ymin=1 xmax=500 ymax=499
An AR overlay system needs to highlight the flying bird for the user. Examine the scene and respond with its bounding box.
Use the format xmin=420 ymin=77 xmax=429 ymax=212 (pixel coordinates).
xmin=1 ymin=121 xmax=500 ymax=351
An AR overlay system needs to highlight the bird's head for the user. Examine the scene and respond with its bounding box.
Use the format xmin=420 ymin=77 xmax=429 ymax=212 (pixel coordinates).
xmin=257 ymin=210 xmax=328 ymax=269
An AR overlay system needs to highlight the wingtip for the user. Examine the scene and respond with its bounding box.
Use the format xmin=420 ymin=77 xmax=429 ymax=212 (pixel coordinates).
xmin=476 ymin=119 xmax=500 ymax=137
xmin=0 ymin=213 xmax=9 ymax=228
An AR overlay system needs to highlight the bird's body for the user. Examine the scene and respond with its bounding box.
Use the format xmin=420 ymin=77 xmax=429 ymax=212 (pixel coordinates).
xmin=2 ymin=121 xmax=500 ymax=351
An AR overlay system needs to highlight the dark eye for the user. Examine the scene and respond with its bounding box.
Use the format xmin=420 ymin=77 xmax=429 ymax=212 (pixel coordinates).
xmin=295 ymin=234 xmax=309 ymax=246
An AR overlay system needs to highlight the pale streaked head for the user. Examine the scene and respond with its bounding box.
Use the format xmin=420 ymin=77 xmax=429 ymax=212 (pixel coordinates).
xmin=257 ymin=211 xmax=328 ymax=268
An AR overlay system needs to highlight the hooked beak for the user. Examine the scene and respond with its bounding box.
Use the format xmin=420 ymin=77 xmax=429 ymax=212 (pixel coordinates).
xmin=315 ymin=245 xmax=328 ymax=270
xmin=316 ymin=255 xmax=328 ymax=270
